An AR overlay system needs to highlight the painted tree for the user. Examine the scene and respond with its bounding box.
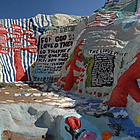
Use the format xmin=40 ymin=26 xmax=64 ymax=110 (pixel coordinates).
xmin=60 ymin=39 xmax=85 ymax=91
xmin=65 ymin=116 xmax=86 ymax=140
xmin=0 ymin=24 xmax=38 ymax=81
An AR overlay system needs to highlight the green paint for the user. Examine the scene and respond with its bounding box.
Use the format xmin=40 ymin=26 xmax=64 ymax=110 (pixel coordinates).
xmin=60 ymin=25 xmax=77 ymax=32
xmin=93 ymin=112 xmax=114 ymax=118
xmin=85 ymin=57 xmax=94 ymax=87
xmin=116 ymin=11 xmax=123 ymax=18
xmin=69 ymin=15 xmax=81 ymax=20
xmin=51 ymin=15 xmax=59 ymax=26
xmin=134 ymin=0 xmax=138 ymax=14
xmin=66 ymin=50 xmax=76 ymax=64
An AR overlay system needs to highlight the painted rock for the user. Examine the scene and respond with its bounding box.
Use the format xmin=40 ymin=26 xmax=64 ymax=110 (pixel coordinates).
xmin=80 ymin=131 xmax=97 ymax=140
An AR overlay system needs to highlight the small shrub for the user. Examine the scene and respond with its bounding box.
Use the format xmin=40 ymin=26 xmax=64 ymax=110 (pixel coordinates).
xmin=8 ymin=84 xmax=15 ymax=87
xmin=0 ymin=82 xmax=7 ymax=88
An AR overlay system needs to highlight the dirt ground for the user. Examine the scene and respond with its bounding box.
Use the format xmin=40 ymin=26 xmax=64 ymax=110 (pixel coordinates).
xmin=2 ymin=130 xmax=55 ymax=140
xmin=0 ymin=82 xmax=56 ymax=140
xmin=0 ymin=82 xmax=57 ymax=104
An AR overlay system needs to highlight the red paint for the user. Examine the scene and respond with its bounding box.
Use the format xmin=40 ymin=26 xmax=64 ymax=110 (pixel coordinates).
xmin=27 ymin=37 xmax=37 ymax=44
xmin=75 ymin=81 xmax=79 ymax=84
xmin=80 ymin=79 xmax=83 ymax=82
xmin=94 ymin=91 xmax=96 ymax=95
xmin=85 ymin=11 xmax=115 ymax=29
xmin=14 ymin=52 xmax=28 ymax=81
xmin=89 ymin=92 xmax=92 ymax=95
xmin=84 ymin=65 xmax=88 ymax=68
xmin=104 ymin=93 xmax=109 ymax=96
xmin=86 ymin=91 xmax=88 ymax=93
xmin=0 ymin=24 xmax=38 ymax=81
xmin=79 ymin=89 xmax=82 ymax=93
xmin=0 ymin=26 xmax=7 ymax=34
xmin=81 ymin=69 xmax=85 ymax=72
xmin=65 ymin=116 xmax=81 ymax=130
xmin=76 ymin=86 xmax=78 ymax=90
xmin=34 ymin=77 xmax=37 ymax=80
xmin=24 ymin=30 xmax=34 ymax=36
xmin=106 ymin=53 xmax=140 ymax=107
xmin=97 ymin=92 xmax=102 ymax=97
xmin=0 ymin=34 xmax=6 ymax=44
xmin=43 ymin=77 xmax=46 ymax=81
xmin=11 ymin=24 xmax=21 ymax=30
xmin=61 ymin=40 xmax=84 ymax=91
xmin=79 ymin=74 xmax=84 ymax=77
xmin=27 ymin=44 xmax=38 ymax=53
xmin=131 ymin=103 xmax=133 ymax=108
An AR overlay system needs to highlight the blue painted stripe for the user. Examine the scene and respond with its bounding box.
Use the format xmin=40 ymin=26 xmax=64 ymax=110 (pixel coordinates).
xmin=0 ymin=14 xmax=52 ymax=82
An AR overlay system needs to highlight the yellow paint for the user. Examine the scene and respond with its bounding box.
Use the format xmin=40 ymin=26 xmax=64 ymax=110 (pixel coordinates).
xmin=34 ymin=61 xmax=37 ymax=64
xmin=31 ymin=64 xmax=34 ymax=66
xmin=32 ymin=73 xmax=34 ymax=76
xmin=31 ymin=68 xmax=34 ymax=72
xmin=136 ymin=116 xmax=140 ymax=123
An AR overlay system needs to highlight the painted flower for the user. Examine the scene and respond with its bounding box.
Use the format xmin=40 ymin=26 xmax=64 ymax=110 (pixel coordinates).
xmin=34 ymin=61 xmax=37 ymax=64
xmin=80 ymin=131 xmax=97 ymax=140
xmin=56 ymin=81 xmax=61 ymax=86
xmin=101 ymin=131 xmax=114 ymax=140
xmin=65 ymin=116 xmax=81 ymax=130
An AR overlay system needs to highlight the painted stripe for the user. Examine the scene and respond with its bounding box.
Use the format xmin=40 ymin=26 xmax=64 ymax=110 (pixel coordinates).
xmin=0 ymin=14 xmax=52 ymax=82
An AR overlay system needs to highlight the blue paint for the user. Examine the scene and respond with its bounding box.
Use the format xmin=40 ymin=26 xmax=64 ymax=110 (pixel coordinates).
xmin=109 ymin=136 xmax=121 ymax=140
xmin=0 ymin=15 xmax=51 ymax=82
xmin=31 ymin=62 xmax=51 ymax=81
xmin=137 ymin=79 xmax=140 ymax=88
xmin=107 ymin=107 xmax=140 ymax=139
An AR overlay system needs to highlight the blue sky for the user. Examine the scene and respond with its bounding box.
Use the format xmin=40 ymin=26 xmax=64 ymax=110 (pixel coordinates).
xmin=0 ymin=0 xmax=105 ymax=19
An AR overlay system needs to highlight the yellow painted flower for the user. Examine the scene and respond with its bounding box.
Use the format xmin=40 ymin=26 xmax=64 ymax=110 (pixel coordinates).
xmin=32 ymin=73 xmax=34 ymax=76
xmin=31 ymin=64 xmax=34 ymax=66
xmin=136 ymin=116 xmax=140 ymax=123
xmin=34 ymin=61 xmax=37 ymax=64
xmin=31 ymin=68 xmax=34 ymax=72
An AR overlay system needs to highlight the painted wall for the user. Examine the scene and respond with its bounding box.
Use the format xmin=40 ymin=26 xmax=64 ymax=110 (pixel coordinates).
xmin=58 ymin=1 xmax=140 ymax=138
xmin=0 ymin=14 xmax=51 ymax=82
xmin=32 ymin=30 xmax=75 ymax=81
xmin=0 ymin=14 xmax=82 ymax=82
xmin=1 ymin=1 xmax=140 ymax=140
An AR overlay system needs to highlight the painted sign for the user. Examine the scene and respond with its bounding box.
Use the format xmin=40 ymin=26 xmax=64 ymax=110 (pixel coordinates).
xmin=35 ymin=32 xmax=75 ymax=79
xmin=91 ymin=54 xmax=114 ymax=87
